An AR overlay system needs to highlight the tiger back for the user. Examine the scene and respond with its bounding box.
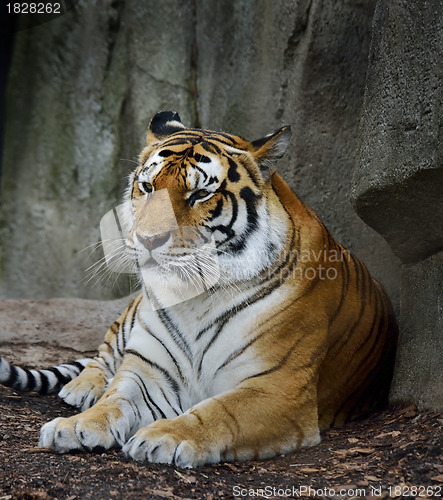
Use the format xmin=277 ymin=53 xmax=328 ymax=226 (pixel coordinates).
xmin=0 ymin=111 xmax=398 ymax=467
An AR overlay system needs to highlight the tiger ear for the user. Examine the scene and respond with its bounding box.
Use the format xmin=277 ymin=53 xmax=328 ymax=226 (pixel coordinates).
xmin=147 ymin=111 xmax=186 ymax=144
xmin=251 ymin=126 xmax=291 ymax=177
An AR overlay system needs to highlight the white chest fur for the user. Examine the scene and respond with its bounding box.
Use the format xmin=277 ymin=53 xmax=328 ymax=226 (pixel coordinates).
xmin=127 ymin=282 xmax=290 ymax=411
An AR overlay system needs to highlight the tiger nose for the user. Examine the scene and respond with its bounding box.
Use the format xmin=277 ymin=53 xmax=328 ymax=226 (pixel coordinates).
xmin=137 ymin=233 xmax=170 ymax=251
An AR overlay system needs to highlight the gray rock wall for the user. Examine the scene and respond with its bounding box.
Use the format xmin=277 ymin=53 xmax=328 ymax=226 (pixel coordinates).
xmin=352 ymin=0 xmax=443 ymax=264
xmin=1 ymin=0 xmax=400 ymax=305
xmin=352 ymin=0 xmax=443 ymax=411
xmin=389 ymin=253 xmax=443 ymax=411
xmin=0 ymin=0 xmax=195 ymax=299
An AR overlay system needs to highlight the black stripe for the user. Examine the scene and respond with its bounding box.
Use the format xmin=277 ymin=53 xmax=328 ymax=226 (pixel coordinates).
xmin=125 ymin=349 xmax=180 ymax=396
xmin=121 ymin=301 xmax=139 ymax=355
xmin=328 ymin=255 xmax=369 ymax=354
xmin=353 ymin=283 xmax=382 ymax=360
xmin=160 ymin=135 xmax=199 ymax=148
xmin=241 ymin=186 xmax=260 ymax=228
xmin=212 ymin=190 xmax=238 ymax=245
xmin=102 ymin=342 xmax=116 ymax=373
xmin=200 ymin=141 xmax=222 ymax=155
xmin=159 ymin=134 xmax=201 ymax=145
xmin=192 ymin=163 xmax=209 ymax=182
xmin=116 ymin=318 xmax=124 ymax=358
xmin=207 ymin=131 xmax=237 ymax=144
xmin=214 ymin=285 xmax=319 ymax=374
xmin=3 ymin=360 xmax=87 ymax=394
xmin=156 ymin=309 xmax=193 ymax=362
xmin=196 ymin=214 xmax=298 ymax=345
xmin=158 ymin=149 xmax=177 ymax=158
xmin=47 ymin=367 xmax=72 ymax=387
xmin=217 ymin=186 xmax=261 ymax=254
xmin=110 ymin=321 xmax=119 ymax=335
xmin=189 ymin=409 xmax=204 ymax=425
xmin=130 ymin=371 xmax=165 ymax=420
xmin=199 ymin=141 xmax=223 ymax=156
xmin=212 ymin=398 xmax=240 ymax=439
xmin=216 ymin=334 xmax=262 ymax=373
xmin=130 ymin=299 xmax=140 ymax=329
xmin=350 ymin=252 xmax=361 ymax=294
xmin=329 ymin=246 xmax=350 ymax=327
xmin=330 ymin=288 xmax=390 ymax=425
xmin=193 ymin=153 xmax=211 ymax=163
xmin=197 ymin=190 xmax=299 ymax=375
xmin=39 ymin=371 xmax=49 ymax=394
xmin=215 ymin=320 xmax=276 ymax=374
xmin=222 ymin=187 xmax=260 ymax=254
xmin=122 ymin=396 xmax=143 ymax=421
xmin=162 ymin=130 xmax=203 ymax=139
xmin=26 ymin=369 xmax=37 ymax=392
xmin=5 ymin=364 xmax=19 ymax=388
xmin=237 ymin=157 xmax=261 ymax=188
xmin=159 ymin=386 xmax=182 ymax=416
xmin=197 ymin=251 xmax=299 ymax=376
xmin=140 ymin=317 xmax=185 ymax=383
xmin=227 ymin=158 xmax=241 ymax=182
xmin=243 ymin=339 xmax=324 ymax=382
xmin=72 ymin=360 xmax=88 ymax=372
xmin=173 ymin=133 xmax=234 ymax=150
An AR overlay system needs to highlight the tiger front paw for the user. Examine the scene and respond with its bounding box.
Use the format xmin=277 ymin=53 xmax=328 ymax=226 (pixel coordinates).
xmin=38 ymin=407 xmax=128 ymax=453
xmin=58 ymin=375 xmax=108 ymax=410
xmin=122 ymin=418 xmax=219 ymax=468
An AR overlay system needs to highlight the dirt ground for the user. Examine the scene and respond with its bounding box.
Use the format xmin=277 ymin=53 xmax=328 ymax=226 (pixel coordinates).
xmin=0 ymin=386 xmax=441 ymax=500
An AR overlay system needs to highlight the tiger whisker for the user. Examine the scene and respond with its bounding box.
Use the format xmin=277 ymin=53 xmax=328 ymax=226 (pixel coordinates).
xmin=81 ymin=238 xmax=137 ymax=289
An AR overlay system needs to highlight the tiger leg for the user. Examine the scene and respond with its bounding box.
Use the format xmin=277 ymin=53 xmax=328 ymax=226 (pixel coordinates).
xmin=123 ymin=379 xmax=321 ymax=468
xmin=39 ymin=349 xmax=180 ymax=452
xmin=58 ymin=296 xmax=142 ymax=410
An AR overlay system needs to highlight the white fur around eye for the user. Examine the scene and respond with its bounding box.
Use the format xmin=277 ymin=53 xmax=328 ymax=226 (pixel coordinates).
xmin=139 ymin=181 xmax=154 ymax=194
xmin=142 ymin=152 xmax=166 ymax=179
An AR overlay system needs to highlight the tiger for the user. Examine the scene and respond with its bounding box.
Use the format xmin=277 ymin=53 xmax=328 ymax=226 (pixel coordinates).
xmin=0 ymin=110 xmax=398 ymax=468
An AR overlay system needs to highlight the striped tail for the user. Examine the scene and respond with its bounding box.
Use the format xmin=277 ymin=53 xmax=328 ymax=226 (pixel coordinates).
xmin=0 ymin=356 xmax=90 ymax=395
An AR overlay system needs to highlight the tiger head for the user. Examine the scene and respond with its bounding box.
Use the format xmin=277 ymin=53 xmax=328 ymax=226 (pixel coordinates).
xmin=123 ymin=111 xmax=291 ymax=305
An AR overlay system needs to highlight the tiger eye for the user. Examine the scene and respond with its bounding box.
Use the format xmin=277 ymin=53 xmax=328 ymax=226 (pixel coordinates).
xmin=140 ymin=181 xmax=153 ymax=193
xmin=188 ymin=189 xmax=212 ymax=206
xmin=195 ymin=189 xmax=210 ymax=199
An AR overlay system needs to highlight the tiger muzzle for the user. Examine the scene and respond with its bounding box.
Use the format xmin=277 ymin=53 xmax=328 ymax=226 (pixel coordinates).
xmin=137 ymin=232 xmax=170 ymax=251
